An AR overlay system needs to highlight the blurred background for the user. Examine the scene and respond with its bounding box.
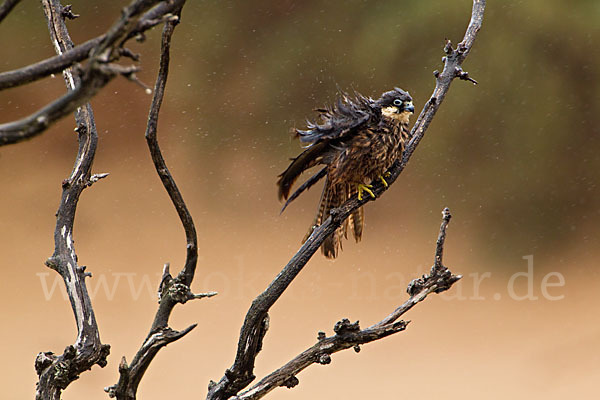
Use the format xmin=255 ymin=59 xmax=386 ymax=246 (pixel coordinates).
xmin=1 ymin=0 xmax=598 ymax=398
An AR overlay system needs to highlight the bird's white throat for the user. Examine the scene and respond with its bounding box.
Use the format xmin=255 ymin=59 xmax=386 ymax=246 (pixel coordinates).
xmin=382 ymin=106 xmax=412 ymax=124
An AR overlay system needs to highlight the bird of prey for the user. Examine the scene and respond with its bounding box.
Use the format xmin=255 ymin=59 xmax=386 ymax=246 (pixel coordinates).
xmin=277 ymin=87 xmax=414 ymax=258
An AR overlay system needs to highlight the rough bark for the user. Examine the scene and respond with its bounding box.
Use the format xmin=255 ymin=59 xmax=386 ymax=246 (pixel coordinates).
xmin=207 ymin=1 xmax=486 ymax=399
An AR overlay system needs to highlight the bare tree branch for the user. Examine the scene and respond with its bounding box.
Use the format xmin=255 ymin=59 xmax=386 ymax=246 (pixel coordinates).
xmin=0 ymin=1 xmax=158 ymax=146
xmin=143 ymin=14 xmax=198 ymax=294
xmin=105 ymin=5 xmax=216 ymax=399
xmin=90 ymin=0 xmax=161 ymax=59
xmin=434 ymin=207 xmax=452 ymax=269
xmin=207 ymin=1 xmax=486 ymax=399
xmin=107 ymin=324 xmax=198 ymax=400
xmin=3 ymin=1 xmax=482 ymax=399
xmin=0 ymin=0 xmax=21 ymax=23
xmin=0 ymin=0 xmax=183 ymax=91
xmin=0 ymin=0 xmax=188 ymax=146
xmin=0 ymin=62 xmax=138 ymax=146
xmin=28 ymin=0 xmax=198 ymax=398
xmin=34 ymin=1 xmax=110 ymax=398
xmin=232 ymin=208 xmax=458 ymax=400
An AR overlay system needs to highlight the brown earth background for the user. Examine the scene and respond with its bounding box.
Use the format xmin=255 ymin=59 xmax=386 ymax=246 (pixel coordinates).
xmin=1 ymin=0 xmax=599 ymax=399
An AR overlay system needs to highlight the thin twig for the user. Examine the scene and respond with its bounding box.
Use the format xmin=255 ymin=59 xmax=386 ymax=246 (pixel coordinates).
xmin=434 ymin=207 xmax=452 ymax=268
xmin=232 ymin=209 xmax=460 ymax=400
xmin=105 ymin=4 xmax=216 ymax=399
xmin=143 ymin=12 xmax=197 ymax=293
xmin=0 ymin=0 xmax=185 ymax=91
xmin=207 ymin=1 xmax=486 ymax=399
xmin=35 ymin=1 xmax=109 ymax=399
xmin=91 ymin=0 xmax=161 ymax=61
xmin=0 ymin=0 xmax=187 ymax=146
xmin=0 ymin=62 xmax=137 ymax=146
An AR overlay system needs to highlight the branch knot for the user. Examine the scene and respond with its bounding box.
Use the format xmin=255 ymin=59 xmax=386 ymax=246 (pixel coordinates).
xmin=333 ymin=319 xmax=360 ymax=335
xmin=61 ymin=5 xmax=80 ymax=20
xmin=167 ymin=282 xmax=192 ymax=304
xmin=317 ymin=353 xmax=331 ymax=365
xmin=281 ymin=375 xmax=299 ymax=389
xmin=35 ymin=352 xmax=55 ymax=375
xmin=454 ymin=66 xmax=478 ymax=85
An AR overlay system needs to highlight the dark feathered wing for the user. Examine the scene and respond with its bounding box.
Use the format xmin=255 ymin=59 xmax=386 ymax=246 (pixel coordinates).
xmin=278 ymin=92 xmax=379 ymax=202
xmin=277 ymin=141 xmax=328 ymax=201
xmin=278 ymin=91 xmax=377 ymax=258
xmin=296 ymin=92 xmax=377 ymax=144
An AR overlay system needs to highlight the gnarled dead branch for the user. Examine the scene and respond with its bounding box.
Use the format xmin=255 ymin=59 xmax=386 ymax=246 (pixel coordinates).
xmin=105 ymin=5 xmax=217 ymax=399
xmin=207 ymin=1 xmax=486 ymax=399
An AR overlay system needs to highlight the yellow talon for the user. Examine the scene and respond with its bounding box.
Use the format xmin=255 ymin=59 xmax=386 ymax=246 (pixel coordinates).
xmin=357 ymin=184 xmax=375 ymax=200
xmin=379 ymin=175 xmax=389 ymax=188
xmin=379 ymin=172 xmax=392 ymax=188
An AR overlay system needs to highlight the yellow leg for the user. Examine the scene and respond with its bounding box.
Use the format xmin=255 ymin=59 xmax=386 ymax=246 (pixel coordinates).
xmin=379 ymin=172 xmax=392 ymax=188
xmin=357 ymin=183 xmax=375 ymax=200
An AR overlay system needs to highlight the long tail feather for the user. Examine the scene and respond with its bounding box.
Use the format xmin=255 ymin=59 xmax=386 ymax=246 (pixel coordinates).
xmin=302 ymin=177 xmax=330 ymax=243
xmin=322 ymin=184 xmax=365 ymax=258
xmin=346 ymin=185 xmax=364 ymax=242
xmin=321 ymin=184 xmax=343 ymax=258
xmin=349 ymin=206 xmax=364 ymax=242
xmin=301 ymin=180 xmax=349 ymax=259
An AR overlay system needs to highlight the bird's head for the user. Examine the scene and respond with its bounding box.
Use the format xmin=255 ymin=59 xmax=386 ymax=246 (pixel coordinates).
xmin=376 ymin=87 xmax=414 ymax=123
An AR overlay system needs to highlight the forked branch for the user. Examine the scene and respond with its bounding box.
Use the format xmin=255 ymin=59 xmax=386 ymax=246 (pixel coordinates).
xmin=232 ymin=209 xmax=459 ymax=400
xmin=0 ymin=0 xmax=183 ymax=91
xmin=207 ymin=1 xmax=485 ymax=399
xmin=35 ymin=1 xmax=109 ymax=398
xmin=0 ymin=0 xmax=185 ymax=146
xmin=25 ymin=1 xmax=197 ymax=399
xmin=105 ymin=4 xmax=217 ymax=399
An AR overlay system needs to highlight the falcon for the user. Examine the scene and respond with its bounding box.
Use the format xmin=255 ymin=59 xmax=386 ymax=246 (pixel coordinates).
xmin=277 ymin=87 xmax=414 ymax=258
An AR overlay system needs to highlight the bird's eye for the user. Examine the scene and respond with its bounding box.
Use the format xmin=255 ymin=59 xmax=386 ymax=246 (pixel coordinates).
xmin=393 ymin=99 xmax=402 ymax=106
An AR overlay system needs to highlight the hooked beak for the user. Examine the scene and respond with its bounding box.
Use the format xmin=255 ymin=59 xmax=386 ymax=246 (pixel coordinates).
xmin=404 ymin=101 xmax=415 ymax=113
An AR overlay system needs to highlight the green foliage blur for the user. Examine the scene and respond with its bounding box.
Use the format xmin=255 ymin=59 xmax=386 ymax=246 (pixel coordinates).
xmin=1 ymin=0 xmax=598 ymax=262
